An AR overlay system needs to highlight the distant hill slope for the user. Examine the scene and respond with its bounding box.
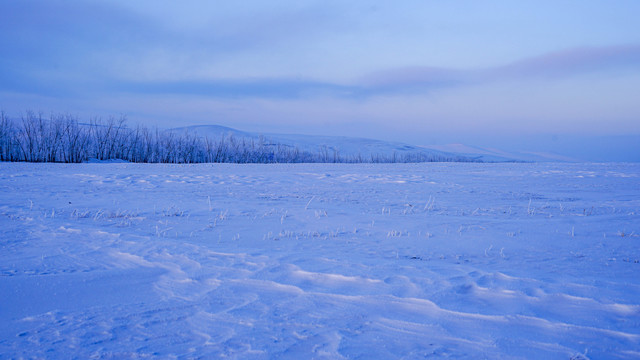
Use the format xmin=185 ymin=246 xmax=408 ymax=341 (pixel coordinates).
xmin=169 ymin=125 xmax=480 ymax=162
xmin=169 ymin=125 xmax=591 ymax=162
xmin=418 ymin=144 xmax=580 ymax=162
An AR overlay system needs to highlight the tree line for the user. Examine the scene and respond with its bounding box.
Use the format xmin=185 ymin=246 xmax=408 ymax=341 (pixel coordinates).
xmin=0 ymin=111 xmax=474 ymax=164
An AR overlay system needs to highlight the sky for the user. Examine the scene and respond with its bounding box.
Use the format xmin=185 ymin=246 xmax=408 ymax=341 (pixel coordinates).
xmin=1 ymin=0 xmax=639 ymax=160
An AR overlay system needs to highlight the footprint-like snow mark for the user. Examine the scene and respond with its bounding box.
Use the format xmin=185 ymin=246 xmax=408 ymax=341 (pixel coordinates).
xmin=186 ymin=311 xmax=238 ymax=347
xmin=107 ymin=250 xmax=221 ymax=301
xmin=233 ymin=278 xmax=305 ymax=296
xmin=282 ymin=331 xmax=346 ymax=359
xmin=328 ymin=173 xmax=428 ymax=185
xmin=317 ymin=293 xmax=640 ymax=358
xmin=155 ymin=269 xmax=222 ymax=302
xmin=0 ymin=264 xmax=164 ymax=322
xmin=259 ymin=264 xmax=425 ymax=299
xmin=183 ymin=276 xmax=638 ymax=358
xmin=290 ymin=268 xmax=383 ymax=293
xmin=264 ymin=264 xmax=387 ymax=296
xmin=606 ymin=302 xmax=640 ymax=316
xmin=383 ymin=275 xmax=423 ymax=297
xmin=370 ymin=317 xmax=493 ymax=357
xmin=187 ymin=281 xmax=350 ymax=359
xmin=450 ymin=271 xmax=640 ymax=331
xmin=107 ymin=246 xmax=273 ymax=303
xmin=8 ymin=303 xmax=204 ymax=359
xmin=107 ymin=250 xmax=156 ymax=268
xmin=57 ymin=226 xmax=81 ymax=234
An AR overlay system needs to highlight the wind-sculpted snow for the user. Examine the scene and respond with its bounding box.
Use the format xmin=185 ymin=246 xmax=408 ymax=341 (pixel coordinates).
xmin=0 ymin=162 xmax=639 ymax=358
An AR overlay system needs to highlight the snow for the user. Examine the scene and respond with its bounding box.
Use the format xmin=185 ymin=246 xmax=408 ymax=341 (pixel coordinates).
xmin=421 ymin=144 xmax=581 ymax=163
xmin=171 ymin=125 xmax=471 ymax=162
xmin=170 ymin=125 xmax=585 ymax=162
xmin=1 ymin=162 xmax=639 ymax=358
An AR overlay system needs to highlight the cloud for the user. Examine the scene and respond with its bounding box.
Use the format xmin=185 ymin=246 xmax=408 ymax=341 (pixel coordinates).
xmin=103 ymin=44 xmax=639 ymax=100
xmin=357 ymin=44 xmax=640 ymax=94
xmin=0 ymin=1 xmax=161 ymax=59
xmin=497 ymin=44 xmax=640 ymax=78
xmin=0 ymin=0 xmax=168 ymax=96
xmin=112 ymin=78 xmax=359 ymax=100
xmin=0 ymin=0 xmax=356 ymax=98
xmin=5 ymin=44 xmax=638 ymax=101
xmin=88 ymin=44 xmax=640 ymax=101
xmin=1 ymin=0 xmax=638 ymax=104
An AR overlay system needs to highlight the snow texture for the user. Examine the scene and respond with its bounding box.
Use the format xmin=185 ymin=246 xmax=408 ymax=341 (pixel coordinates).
xmin=1 ymin=162 xmax=639 ymax=359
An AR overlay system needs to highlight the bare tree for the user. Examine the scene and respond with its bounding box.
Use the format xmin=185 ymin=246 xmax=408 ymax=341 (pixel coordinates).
xmin=0 ymin=111 xmax=474 ymax=164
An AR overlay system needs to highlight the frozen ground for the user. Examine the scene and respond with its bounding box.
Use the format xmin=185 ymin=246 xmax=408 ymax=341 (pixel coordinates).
xmin=1 ymin=162 xmax=639 ymax=359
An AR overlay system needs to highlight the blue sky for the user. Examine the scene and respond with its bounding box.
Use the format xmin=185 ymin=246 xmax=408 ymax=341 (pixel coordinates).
xmin=1 ymin=0 xmax=639 ymax=156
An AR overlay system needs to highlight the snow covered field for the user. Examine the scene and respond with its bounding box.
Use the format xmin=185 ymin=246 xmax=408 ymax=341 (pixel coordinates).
xmin=1 ymin=162 xmax=639 ymax=359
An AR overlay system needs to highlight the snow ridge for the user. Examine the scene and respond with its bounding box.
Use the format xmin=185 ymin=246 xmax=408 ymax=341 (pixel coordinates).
xmin=1 ymin=162 xmax=639 ymax=358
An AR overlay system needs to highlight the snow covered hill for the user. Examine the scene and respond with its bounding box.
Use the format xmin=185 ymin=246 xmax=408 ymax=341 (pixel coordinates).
xmin=420 ymin=143 xmax=581 ymax=162
xmin=169 ymin=125 xmax=587 ymax=163
xmin=170 ymin=125 xmax=484 ymax=162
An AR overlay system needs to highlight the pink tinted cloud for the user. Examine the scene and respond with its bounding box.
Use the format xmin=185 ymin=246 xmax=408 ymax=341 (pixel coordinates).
xmin=358 ymin=44 xmax=640 ymax=93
